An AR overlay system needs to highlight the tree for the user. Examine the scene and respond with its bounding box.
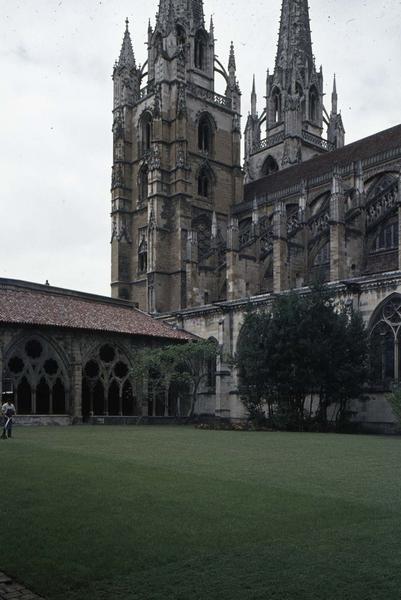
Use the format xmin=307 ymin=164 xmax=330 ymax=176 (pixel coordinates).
xmin=135 ymin=340 xmax=219 ymax=417
xmin=235 ymin=286 xmax=369 ymax=431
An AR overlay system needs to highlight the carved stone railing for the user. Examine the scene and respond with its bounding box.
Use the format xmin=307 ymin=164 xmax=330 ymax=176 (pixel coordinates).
xmin=188 ymin=83 xmax=232 ymax=109
xmin=302 ymin=130 xmax=335 ymax=152
xmin=251 ymin=131 xmax=285 ymax=154
xmin=366 ymin=182 xmax=399 ymax=228
xmin=138 ymin=83 xmax=154 ymax=101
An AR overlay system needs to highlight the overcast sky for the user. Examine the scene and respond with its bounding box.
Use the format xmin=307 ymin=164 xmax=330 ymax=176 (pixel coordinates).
xmin=1 ymin=0 xmax=400 ymax=296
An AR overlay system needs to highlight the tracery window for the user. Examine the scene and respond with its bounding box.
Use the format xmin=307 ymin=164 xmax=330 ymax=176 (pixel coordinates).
xmin=138 ymin=236 xmax=148 ymax=273
xmin=197 ymin=167 xmax=210 ymax=198
xmin=313 ymin=242 xmax=330 ymax=266
xmin=140 ymin=112 xmax=153 ymax=155
xmin=192 ymin=215 xmax=212 ymax=261
xmin=272 ymin=88 xmax=281 ymax=123
xmin=370 ymin=296 xmax=401 ymax=386
xmin=194 ymin=31 xmax=206 ymax=70
xmin=139 ymin=165 xmax=149 ymax=202
xmin=198 ymin=115 xmax=212 ymax=153
xmin=5 ymin=337 xmax=68 ymax=415
xmin=261 ymin=155 xmax=279 ymax=177
xmin=309 ymin=86 xmax=318 ymax=122
xmin=372 ymin=222 xmax=399 ymax=252
xmin=82 ymin=344 xmax=137 ymax=419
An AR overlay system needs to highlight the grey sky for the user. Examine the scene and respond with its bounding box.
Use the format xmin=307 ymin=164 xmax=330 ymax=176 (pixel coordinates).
xmin=0 ymin=0 xmax=400 ymax=296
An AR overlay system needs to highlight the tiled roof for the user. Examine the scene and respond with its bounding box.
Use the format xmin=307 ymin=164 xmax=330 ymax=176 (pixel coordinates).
xmin=244 ymin=124 xmax=401 ymax=202
xmin=0 ymin=279 xmax=192 ymax=341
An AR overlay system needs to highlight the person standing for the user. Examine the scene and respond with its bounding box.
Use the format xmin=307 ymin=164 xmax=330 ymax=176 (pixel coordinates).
xmin=1 ymin=393 xmax=16 ymax=439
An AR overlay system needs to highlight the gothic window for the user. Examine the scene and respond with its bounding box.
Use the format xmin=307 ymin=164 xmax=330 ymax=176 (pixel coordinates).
xmin=369 ymin=295 xmax=401 ymax=386
xmin=140 ymin=112 xmax=153 ymax=155
xmin=176 ymin=25 xmax=186 ymax=47
xmin=198 ymin=115 xmax=213 ymax=153
xmin=194 ymin=31 xmax=206 ymax=70
xmin=198 ymin=167 xmax=210 ymax=198
xmin=139 ymin=165 xmax=149 ymax=202
xmin=81 ymin=344 xmax=136 ymax=419
xmin=138 ymin=236 xmax=148 ymax=273
xmin=5 ymin=336 xmax=68 ymax=415
xmin=272 ymin=88 xmax=281 ymax=123
xmin=309 ymin=86 xmax=318 ymax=122
xmin=313 ymin=242 xmax=330 ymax=266
xmin=261 ymin=155 xmax=279 ymax=177
xmin=372 ymin=222 xmax=399 ymax=252
xmin=192 ymin=215 xmax=212 ymax=261
xmin=155 ymin=33 xmax=163 ymax=57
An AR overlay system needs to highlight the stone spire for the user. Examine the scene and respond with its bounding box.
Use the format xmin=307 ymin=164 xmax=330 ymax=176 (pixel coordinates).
xmin=275 ymin=0 xmax=313 ymax=71
xmin=251 ymin=75 xmax=257 ymax=117
xmin=118 ymin=18 xmax=136 ymax=69
xmin=331 ymin=74 xmax=338 ymax=116
xmin=157 ymin=0 xmax=204 ymax=27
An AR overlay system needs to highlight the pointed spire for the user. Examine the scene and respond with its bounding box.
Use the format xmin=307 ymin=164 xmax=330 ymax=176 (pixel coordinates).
xmin=228 ymin=41 xmax=236 ymax=71
xmin=118 ymin=18 xmax=136 ymax=69
xmin=275 ymin=0 xmax=313 ymax=71
xmin=331 ymin=74 xmax=338 ymax=115
xmin=209 ymin=15 xmax=214 ymax=39
xmin=251 ymin=75 xmax=257 ymax=117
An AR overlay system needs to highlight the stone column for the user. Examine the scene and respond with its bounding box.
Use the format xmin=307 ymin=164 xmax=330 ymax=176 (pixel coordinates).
xmin=273 ymin=202 xmax=288 ymax=292
xmin=329 ymin=168 xmax=346 ymax=281
xmin=226 ymin=217 xmax=244 ymax=301
xmin=70 ymin=338 xmax=83 ymax=424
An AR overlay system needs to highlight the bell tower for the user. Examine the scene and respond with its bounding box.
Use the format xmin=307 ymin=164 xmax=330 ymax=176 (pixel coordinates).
xmin=244 ymin=0 xmax=344 ymax=182
xmin=111 ymin=2 xmax=242 ymax=312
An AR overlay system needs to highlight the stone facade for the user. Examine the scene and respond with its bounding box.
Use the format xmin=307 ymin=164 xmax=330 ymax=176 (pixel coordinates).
xmin=115 ymin=0 xmax=401 ymax=430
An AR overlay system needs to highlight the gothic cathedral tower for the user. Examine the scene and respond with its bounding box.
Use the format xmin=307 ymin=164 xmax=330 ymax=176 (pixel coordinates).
xmin=111 ymin=1 xmax=242 ymax=313
xmin=244 ymin=0 xmax=344 ymax=182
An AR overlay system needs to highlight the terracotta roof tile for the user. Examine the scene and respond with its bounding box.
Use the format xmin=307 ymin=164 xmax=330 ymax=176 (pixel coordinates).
xmin=0 ymin=279 xmax=192 ymax=341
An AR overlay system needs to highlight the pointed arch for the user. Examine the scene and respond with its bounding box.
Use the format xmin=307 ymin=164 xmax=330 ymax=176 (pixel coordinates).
xmin=194 ymin=30 xmax=207 ymax=70
xmin=4 ymin=332 xmax=70 ymax=416
xmin=309 ymin=85 xmax=319 ymax=122
xmin=271 ymin=87 xmax=282 ymax=123
xmin=261 ymin=155 xmax=279 ymax=177
xmin=369 ymin=293 xmax=401 ymax=387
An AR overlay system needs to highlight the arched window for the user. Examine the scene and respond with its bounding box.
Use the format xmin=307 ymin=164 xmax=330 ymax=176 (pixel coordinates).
xmin=309 ymin=87 xmax=318 ymax=122
xmin=198 ymin=167 xmax=210 ymax=198
xmin=194 ymin=31 xmax=206 ymax=70
xmin=140 ymin=112 xmax=153 ymax=155
xmin=5 ymin=336 xmax=68 ymax=416
xmin=154 ymin=33 xmax=163 ymax=57
xmin=198 ymin=115 xmax=212 ymax=153
xmin=138 ymin=236 xmax=148 ymax=273
xmin=192 ymin=215 xmax=212 ymax=261
xmin=313 ymin=242 xmax=330 ymax=266
xmin=372 ymin=222 xmax=399 ymax=252
xmin=272 ymin=88 xmax=281 ymax=123
xmin=261 ymin=155 xmax=279 ymax=177
xmin=82 ymin=344 xmax=135 ymax=418
xmin=176 ymin=25 xmax=186 ymax=47
xmin=139 ymin=165 xmax=149 ymax=202
xmin=370 ymin=296 xmax=401 ymax=386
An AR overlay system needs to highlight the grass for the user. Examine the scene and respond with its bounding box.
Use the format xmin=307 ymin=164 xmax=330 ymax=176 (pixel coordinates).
xmin=1 ymin=426 xmax=401 ymax=600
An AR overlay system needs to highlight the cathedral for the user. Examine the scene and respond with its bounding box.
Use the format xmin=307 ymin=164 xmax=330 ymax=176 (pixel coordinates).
xmin=110 ymin=0 xmax=401 ymax=431
xmin=0 ymin=0 xmax=400 ymax=430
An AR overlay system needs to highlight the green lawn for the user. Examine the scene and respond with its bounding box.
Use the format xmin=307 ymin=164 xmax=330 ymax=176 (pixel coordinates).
xmin=1 ymin=426 xmax=401 ymax=600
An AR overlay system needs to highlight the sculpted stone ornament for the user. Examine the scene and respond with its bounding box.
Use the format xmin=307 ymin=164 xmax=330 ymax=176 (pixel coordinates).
xmin=153 ymin=85 xmax=162 ymax=119
xmin=149 ymin=145 xmax=161 ymax=170
xmin=177 ymin=83 xmax=187 ymax=118
xmin=113 ymin=111 xmax=124 ymax=140
xmin=111 ymin=165 xmax=124 ymax=190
